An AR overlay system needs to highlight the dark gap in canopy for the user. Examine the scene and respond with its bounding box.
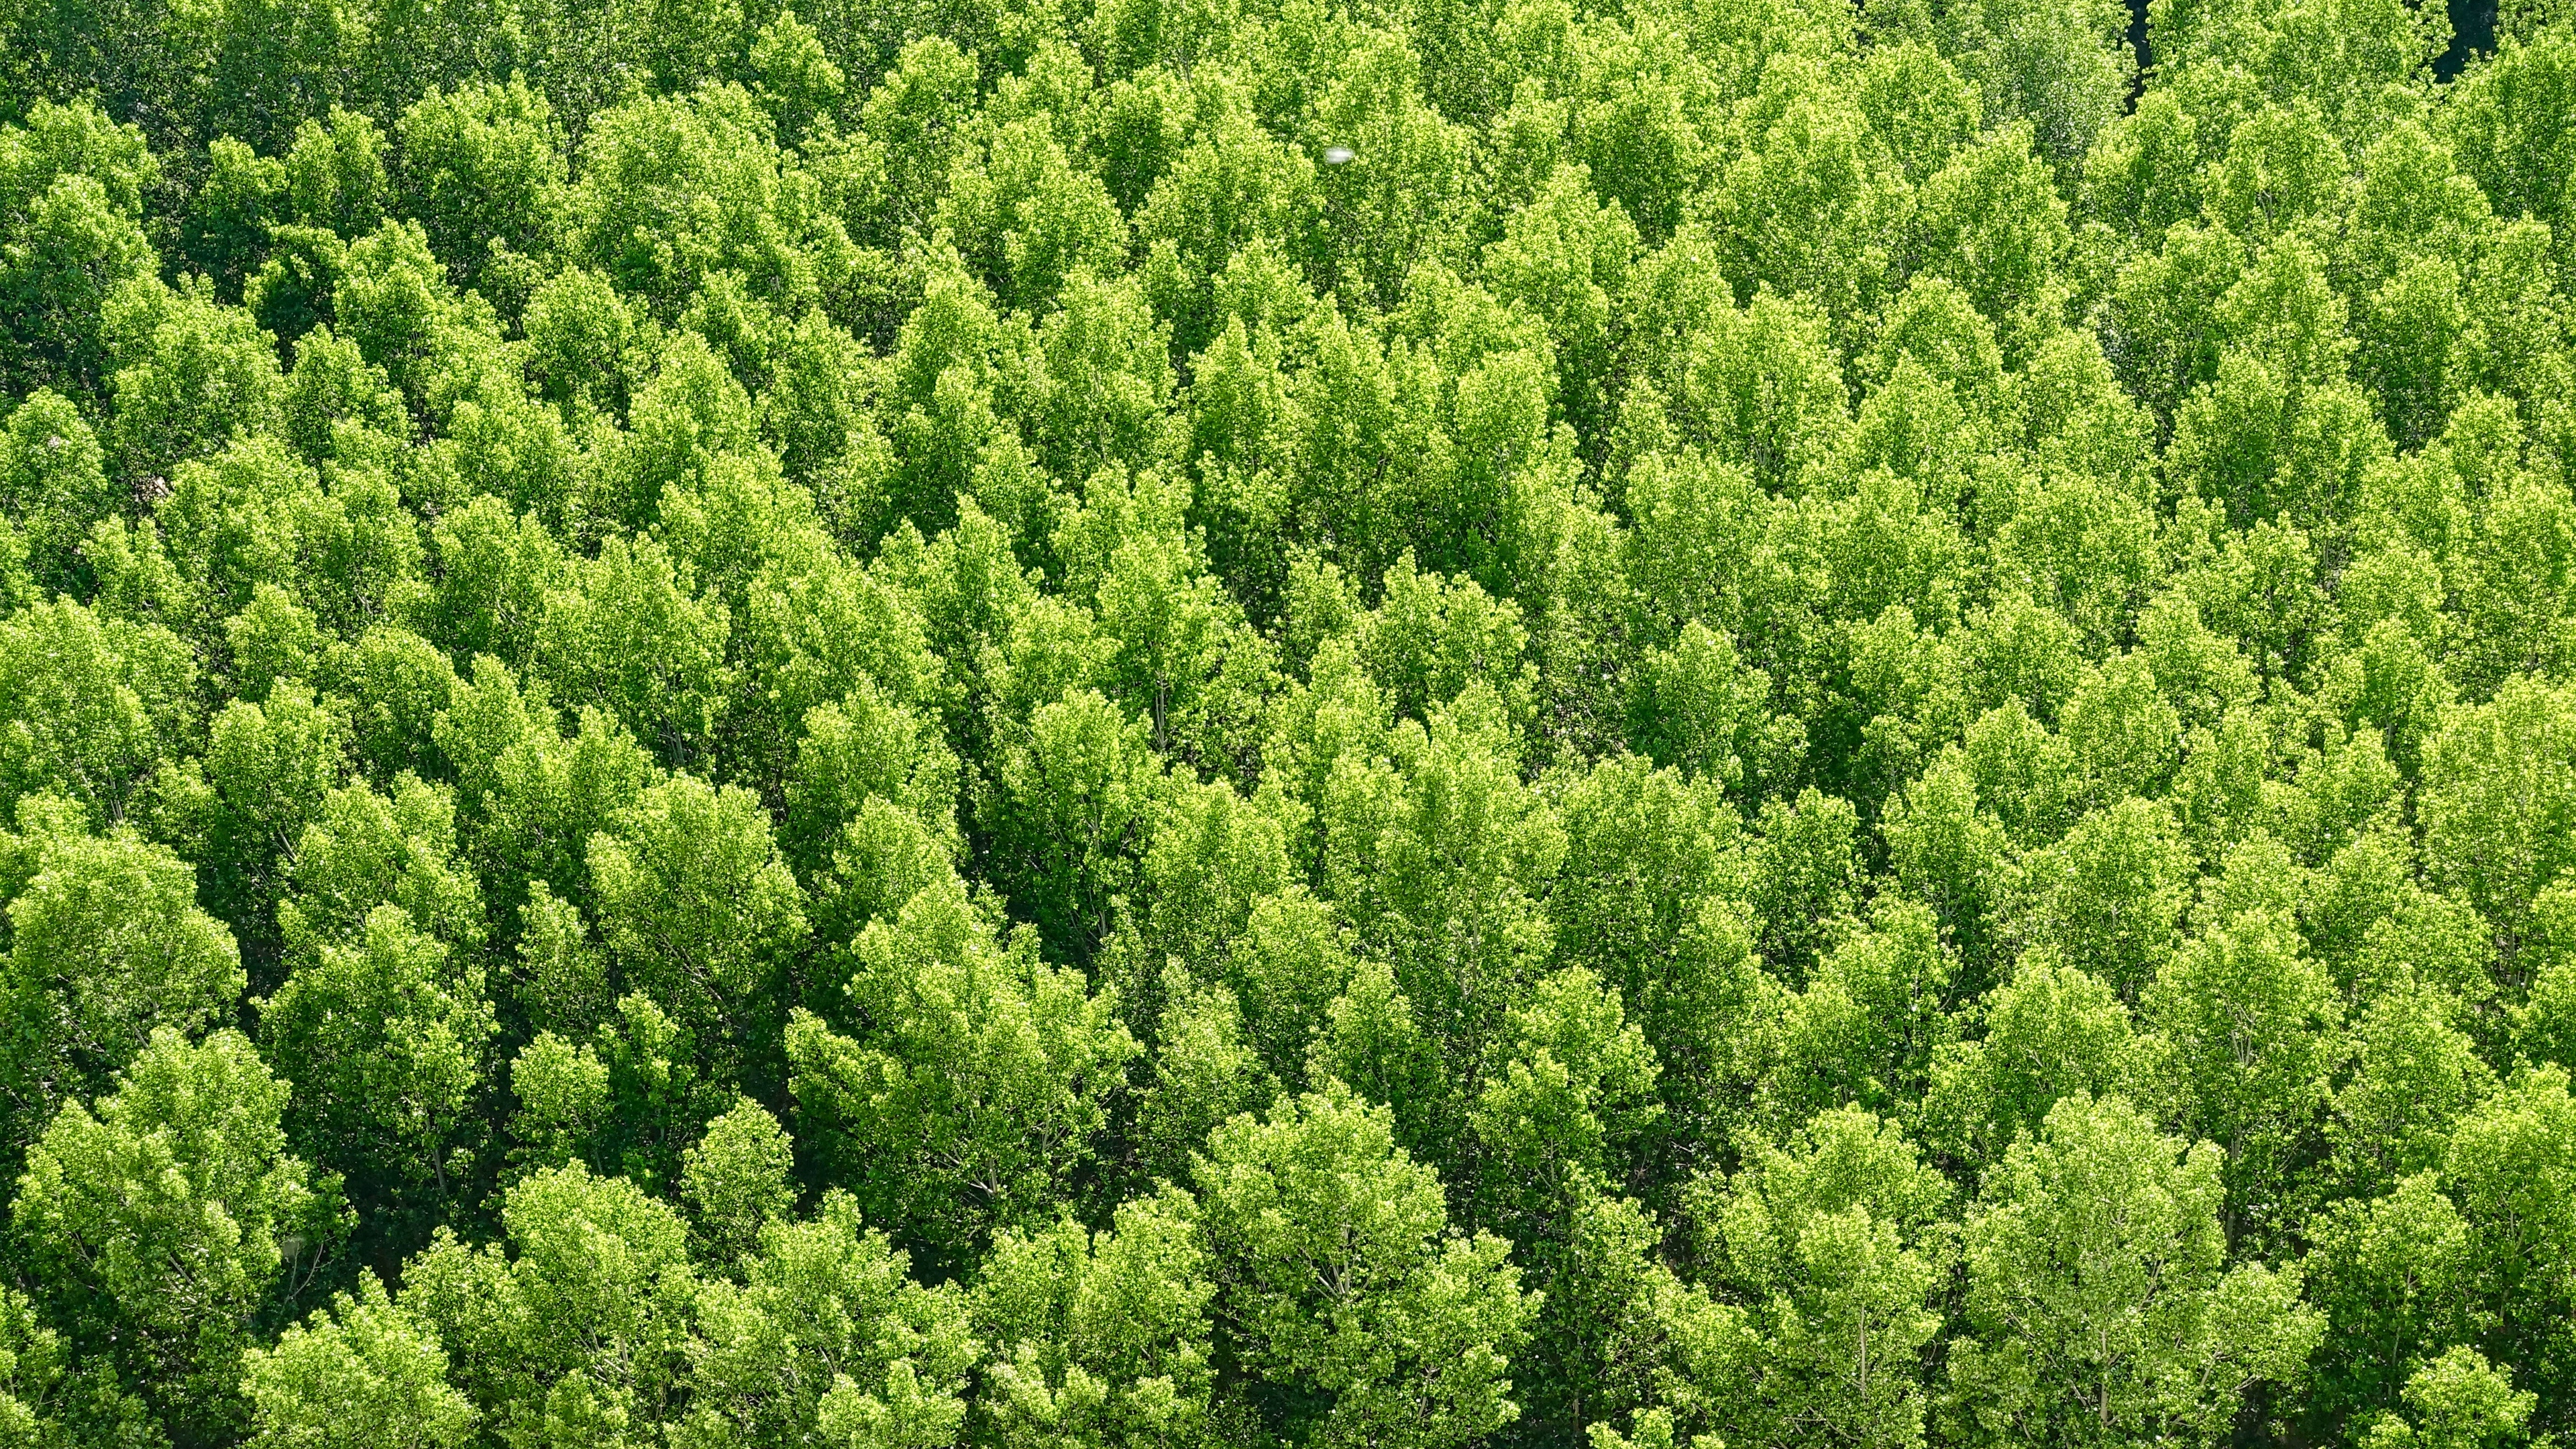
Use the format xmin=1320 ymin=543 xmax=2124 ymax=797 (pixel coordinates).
xmin=2438 ymin=0 xmax=2498 ymax=79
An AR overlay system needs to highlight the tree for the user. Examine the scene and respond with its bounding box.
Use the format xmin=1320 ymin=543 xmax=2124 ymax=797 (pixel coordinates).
xmin=393 ymin=79 xmax=566 ymax=296
xmin=568 ymin=87 xmax=849 ymax=321
xmin=1938 ymin=0 xmax=2133 ymax=173
xmin=0 ymin=390 xmax=114 ymax=594
xmin=259 ymin=904 xmax=493 ymax=1214
xmin=0 ymin=103 xmax=158 ymax=402
xmin=1 ymin=820 xmax=244 ymax=1144
xmin=680 ymin=1097 xmax=798 ymax=1269
xmin=508 ymin=990 xmax=741 ymax=1199
xmin=0 ymin=1282 xmax=69 ymax=1444
xmin=2440 ymin=1067 xmax=2576 ymax=1426
xmin=2420 ymin=678 xmax=2576 ymax=978
xmin=2361 ymin=1348 xmax=2535 ymax=1449
xmin=980 ymin=688 xmax=1166 ymax=967
xmin=3 ymin=0 xmax=2575 ymax=1436
xmin=787 ymin=874 xmax=1136 ymax=1266
xmin=2328 ymin=976 xmax=2494 ymax=1201
xmin=535 ymin=535 xmax=734 ymax=766
xmin=1705 ymin=1106 xmax=1953 ymax=1449
xmin=434 ymin=658 xmax=656 ymax=928
xmin=103 ymin=277 xmax=287 ymax=488
xmin=12 ymin=1028 xmax=342 ymax=1444
xmin=1946 ymin=1092 xmax=2323 ymax=1447
xmin=1762 ymin=901 xmax=1955 ymax=1130
xmin=682 ymin=1189 xmax=976 ymax=1448
xmin=1750 ymin=788 xmax=1863 ymax=984
xmin=397 ymin=1161 xmax=698 ymax=1442
xmin=588 ymin=773 xmax=807 ymax=1069
xmin=1128 ymin=970 xmax=1267 ymax=1190
xmin=276 ymin=775 xmax=486 ymax=959
xmin=1324 ymin=688 xmax=1566 ymax=1122
xmin=1629 ymin=622 xmax=1792 ymax=792
xmin=2302 ymin=1171 xmax=2483 ymax=1436
xmin=1195 ymin=1085 xmax=1535 ymax=1449
xmin=969 ymin=1192 xmax=1216 ymax=1449
xmin=180 ymin=680 xmax=354 ymax=959
xmin=1466 ymin=963 xmax=1666 ymax=1358
xmin=2017 ymin=798 xmax=2192 ymax=1000
xmin=0 ymin=599 xmax=193 ymax=826
xmin=241 ymin=1273 xmax=477 ymax=1449
xmin=2143 ymin=841 xmax=2341 ymax=1244
xmin=783 ymin=684 xmax=959 ymax=936
xmin=1923 ymin=955 xmax=2147 ymax=1169
xmin=1511 ymin=1179 xmax=1751 ymax=1448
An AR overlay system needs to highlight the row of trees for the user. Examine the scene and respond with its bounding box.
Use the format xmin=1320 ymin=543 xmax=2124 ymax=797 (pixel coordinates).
xmin=5 ymin=0 xmax=2576 ymax=1443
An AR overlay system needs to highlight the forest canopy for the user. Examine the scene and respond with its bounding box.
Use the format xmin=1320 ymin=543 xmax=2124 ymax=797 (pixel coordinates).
xmin=1 ymin=0 xmax=2575 ymax=1444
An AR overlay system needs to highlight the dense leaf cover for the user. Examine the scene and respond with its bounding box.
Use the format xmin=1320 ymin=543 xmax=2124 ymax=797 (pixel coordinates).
xmin=1 ymin=0 xmax=2574 ymax=1443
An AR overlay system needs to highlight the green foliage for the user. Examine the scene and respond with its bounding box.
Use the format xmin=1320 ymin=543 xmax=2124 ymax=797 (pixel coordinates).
xmin=788 ymin=873 xmax=1135 ymax=1264
xmin=260 ymin=904 xmax=492 ymax=1218
xmin=1701 ymin=1105 xmax=1951 ymax=1449
xmin=1197 ymin=1085 xmax=1534 ymax=1448
xmin=5 ymin=4 xmax=2576 ymax=1445
xmin=1 ymin=817 xmax=245 ymax=1145
xmin=968 ymin=1192 xmax=1214 ymax=1448
xmin=2363 ymin=1347 xmax=2537 ymax=1449
xmin=241 ymin=1273 xmax=477 ymax=1449
xmin=1945 ymin=1092 xmax=2324 ymax=1446
xmin=12 ymin=1028 xmax=342 ymax=1443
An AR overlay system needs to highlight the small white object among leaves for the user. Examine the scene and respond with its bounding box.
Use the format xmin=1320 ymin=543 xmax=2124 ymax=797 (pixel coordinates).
xmin=1324 ymin=146 xmax=1355 ymax=164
